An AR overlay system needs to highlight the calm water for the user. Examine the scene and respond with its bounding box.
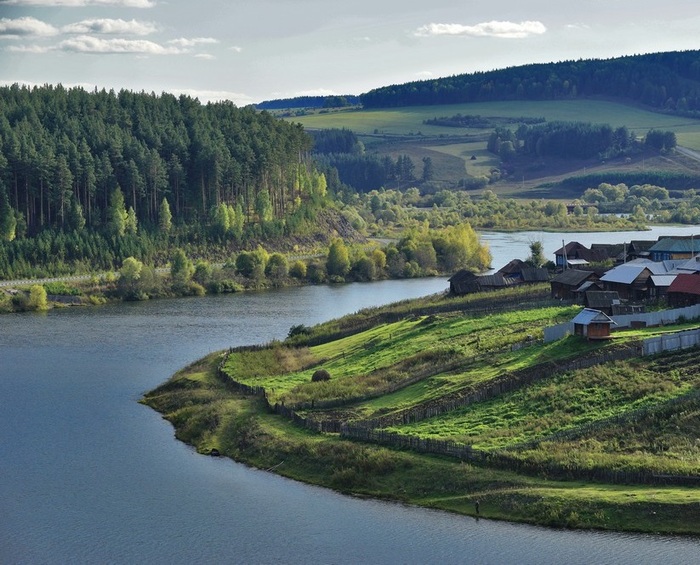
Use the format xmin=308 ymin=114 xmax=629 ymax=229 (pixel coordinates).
xmin=2 ymin=244 xmax=700 ymax=563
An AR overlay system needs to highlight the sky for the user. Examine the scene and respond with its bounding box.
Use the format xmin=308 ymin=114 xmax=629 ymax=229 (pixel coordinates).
xmin=1 ymin=0 xmax=700 ymax=106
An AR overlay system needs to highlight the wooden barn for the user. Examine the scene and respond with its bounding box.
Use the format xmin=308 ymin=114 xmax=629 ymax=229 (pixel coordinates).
xmin=448 ymin=270 xmax=480 ymax=295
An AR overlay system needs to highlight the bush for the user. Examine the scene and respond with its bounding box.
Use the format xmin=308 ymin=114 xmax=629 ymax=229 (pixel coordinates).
xmin=288 ymin=324 xmax=312 ymax=338
xmin=311 ymin=369 xmax=331 ymax=382
xmin=289 ymin=260 xmax=307 ymax=279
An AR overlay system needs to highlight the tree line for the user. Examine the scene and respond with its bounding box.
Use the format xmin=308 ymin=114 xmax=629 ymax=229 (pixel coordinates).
xmin=360 ymin=50 xmax=700 ymax=117
xmin=0 ymin=83 xmax=315 ymax=238
xmin=487 ymin=122 xmax=676 ymax=161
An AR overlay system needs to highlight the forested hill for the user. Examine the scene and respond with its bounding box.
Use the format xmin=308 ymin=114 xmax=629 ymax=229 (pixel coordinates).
xmin=0 ymin=84 xmax=312 ymax=235
xmin=360 ymin=50 xmax=700 ymax=116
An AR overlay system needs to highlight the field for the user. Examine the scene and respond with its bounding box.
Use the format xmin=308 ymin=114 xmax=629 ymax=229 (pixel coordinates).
xmin=144 ymin=286 xmax=700 ymax=534
xmin=285 ymin=99 xmax=700 ymax=196
xmin=289 ymin=99 xmax=700 ymax=141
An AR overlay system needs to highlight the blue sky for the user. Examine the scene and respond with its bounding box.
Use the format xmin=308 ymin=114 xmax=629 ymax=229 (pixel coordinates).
xmin=1 ymin=0 xmax=699 ymax=105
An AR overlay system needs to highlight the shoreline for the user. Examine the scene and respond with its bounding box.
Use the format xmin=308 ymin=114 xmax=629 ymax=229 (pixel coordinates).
xmin=142 ymin=351 xmax=700 ymax=537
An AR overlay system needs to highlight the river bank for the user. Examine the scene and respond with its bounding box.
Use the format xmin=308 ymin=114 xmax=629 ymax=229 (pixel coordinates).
xmin=142 ymin=286 xmax=700 ymax=537
xmin=6 ymin=279 xmax=700 ymax=563
xmin=143 ymin=351 xmax=700 ymax=536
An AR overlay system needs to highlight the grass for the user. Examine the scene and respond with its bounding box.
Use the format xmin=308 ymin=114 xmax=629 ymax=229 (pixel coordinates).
xmin=287 ymin=99 xmax=700 ymax=196
xmin=287 ymin=100 xmax=700 ymax=141
xmin=386 ymin=353 xmax=698 ymax=453
xmin=143 ymin=346 xmax=700 ymax=535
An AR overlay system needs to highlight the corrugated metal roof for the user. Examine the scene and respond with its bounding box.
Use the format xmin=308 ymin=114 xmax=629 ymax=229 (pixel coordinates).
xmin=572 ymin=308 xmax=616 ymax=325
xmin=675 ymin=255 xmax=700 ymax=273
xmin=649 ymin=237 xmax=700 ymax=253
xmin=600 ymin=264 xmax=649 ymax=284
xmin=650 ymin=274 xmax=677 ymax=287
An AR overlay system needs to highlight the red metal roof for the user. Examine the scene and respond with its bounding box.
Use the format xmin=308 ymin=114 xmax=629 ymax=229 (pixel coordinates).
xmin=668 ymin=274 xmax=700 ymax=296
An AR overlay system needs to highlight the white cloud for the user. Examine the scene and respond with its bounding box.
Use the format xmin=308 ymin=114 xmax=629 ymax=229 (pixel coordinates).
xmin=565 ymin=23 xmax=591 ymax=30
xmin=415 ymin=20 xmax=547 ymax=39
xmin=0 ymin=17 xmax=58 ymax=38
xmin=0 ymin=0 xmax=155 ymax=7
xmin=6 ymin=43 xmax=51 ymax=52
xmin=167 ymin=37 xmax=219 ymax=48
xmin=415 ymin=71 xmax=433 ymax=79
xmin=58 ymin=35 xmax=182 ymax=54
xmin=194 ymin=53 xmax=215 ymax=60
xmin=62 ymin=19 xmax=158 ymax=36
xmin=229 ymin=45 xmax=242 ymax=53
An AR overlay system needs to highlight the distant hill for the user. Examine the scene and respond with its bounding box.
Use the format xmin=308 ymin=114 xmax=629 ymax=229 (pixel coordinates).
xmin=256 ymin=95 xmax=361 ymax=110
xmin=360 ymin=50 xmax=700 ymax=117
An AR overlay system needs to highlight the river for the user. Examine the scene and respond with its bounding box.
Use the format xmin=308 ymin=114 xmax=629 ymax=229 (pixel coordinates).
xmin=2 ymin=229 xmax=700 ymax=564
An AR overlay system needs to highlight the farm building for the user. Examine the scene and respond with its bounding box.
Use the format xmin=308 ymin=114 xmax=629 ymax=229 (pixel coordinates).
xmin=550 ymin=269 xmax=598 ymax=300
xmin=448 ymin=270 xmax=480 ymax=295
xmin=448 ymin=270 xmax=518 ymax=295
xmin=497 ymin=259 xmax=550 ymax=283
xmin=667 ymin=274 xmax=700 ymax=307
xmin=572 ymin=308 xmax=616 ymax=339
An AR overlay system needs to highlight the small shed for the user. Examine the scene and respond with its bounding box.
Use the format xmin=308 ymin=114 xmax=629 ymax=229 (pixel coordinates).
xmin=572 ymin=308 xmax=616 ymax=340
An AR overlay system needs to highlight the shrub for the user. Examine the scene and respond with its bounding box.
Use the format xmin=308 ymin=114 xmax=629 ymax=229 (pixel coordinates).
xmin=311 ymin=369 xmax=331 ymax=382
xmin=289 ymin=260 xmax=307 ymax=279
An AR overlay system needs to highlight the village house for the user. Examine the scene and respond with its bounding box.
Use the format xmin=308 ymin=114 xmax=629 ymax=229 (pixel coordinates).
xmin=550 ymin=269 xmax=599 ymax=300
xmin=497 ymin=259 xmax=550 ymax=284
xmin=626 ymin=240 xmax=655 ymax=261
xmin=667 ymin=273 xmax=700 ymax=307
xmin=649 ymin=237 xmax=700 ymax=262
xmin=448 ymin=270 xmax=481 ymax=295
xmin=554 ymin=241 xmax=622 ymax=270
xmin=583 ymin=291 xmax=621 ymax=315
xmin=598 ymin=259 xmax=680 ymax=301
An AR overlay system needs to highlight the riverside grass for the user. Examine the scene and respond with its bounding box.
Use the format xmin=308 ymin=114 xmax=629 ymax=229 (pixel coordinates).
xmin=144 ymin=288 xmax=700 ymax=535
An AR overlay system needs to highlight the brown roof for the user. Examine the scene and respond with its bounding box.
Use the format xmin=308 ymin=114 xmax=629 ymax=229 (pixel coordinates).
xmin=551 ymin=269 xmax=596 ymax=286
xmin=585 ymin=291 xmax=620 ymax=309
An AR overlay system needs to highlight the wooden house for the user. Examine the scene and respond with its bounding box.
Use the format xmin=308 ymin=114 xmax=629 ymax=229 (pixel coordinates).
xmin=667 ymin=273 xmax=700 ymax=307
xmin=550 ymin=269 xmax=598 ymax=300
xmin=626 ymin=240 xmax=655 ymax=261
xmin=554 ymin=242 xmax=609 ymax=270
xmin=649 ymin=237 xmax=700 ymax=262
xmin=497 ymin=259 xmax=550 ymax=284
xmin=584 ymin=291 xmax=620 ymax=315
xmin=448 ymin=270 xmax=480 ymax=295
xmin=572 ymin=308 xmax=616 ymax=339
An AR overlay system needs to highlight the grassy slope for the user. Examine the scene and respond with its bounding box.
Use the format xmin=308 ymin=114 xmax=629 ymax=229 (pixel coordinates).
xmin=144 ymin=289 xmax=700 ymax=535
xmin=287 ymin=99 xmax=700 ymax=196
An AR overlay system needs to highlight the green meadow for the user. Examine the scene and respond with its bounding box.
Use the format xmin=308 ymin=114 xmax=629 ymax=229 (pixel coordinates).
xmin=145 ymin=287 xmax=700 ymax=534
xmin=287 ymin=99 xmax=700 ymax=148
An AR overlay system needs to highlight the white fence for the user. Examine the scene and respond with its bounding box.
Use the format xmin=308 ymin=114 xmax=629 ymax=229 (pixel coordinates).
xmin=544 ymin=304 xmax=700 ymax=345
xmin=611 ymin=304 xmax=700 ymax=329
xmin=643 ymin=328 xmax=700 ymax=355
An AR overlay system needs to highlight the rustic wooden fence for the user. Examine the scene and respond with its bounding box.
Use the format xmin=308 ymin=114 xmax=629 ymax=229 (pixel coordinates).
xmin=216 ymin=319 xmax=700 ymax=486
